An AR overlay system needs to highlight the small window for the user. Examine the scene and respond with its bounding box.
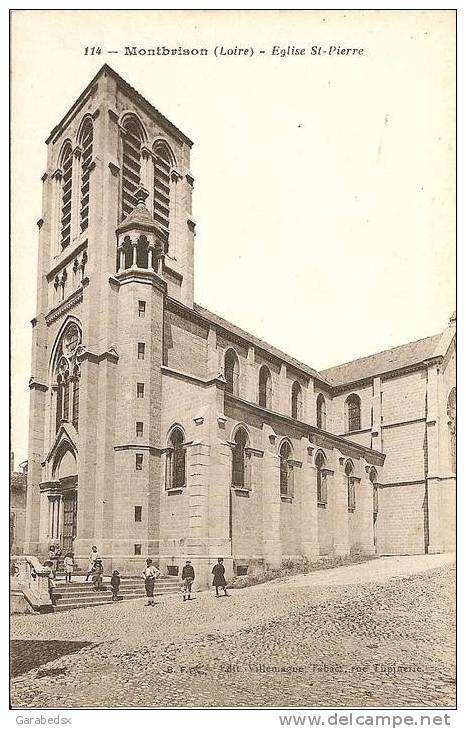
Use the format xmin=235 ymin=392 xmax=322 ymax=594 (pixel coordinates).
xmin=232 ymin=427 xmax=249 ymax=489
xmin=134 ymin=544 xmax=142 ymax=555
xmin=224 ymin=348 xmax=239 ymax=396
xmin=167 ymin=565 xmax=179 ymax=576
xmin=236 ymin=565 xmax=248 ymax=576
xmin=137 ymin=383 xmax=145 ymax=398
xmin=134 ymin=506 xmax=142 ymax=522
xmin=346 ymin=394 xmax=361 ymax=432
xmin=291 ymin=381 xmax=303 ymax=420
xmin=316 ymin=393 xmax=326 ymax=430
xmin=316 ymin=451 xmax=327 ymax=506
xmin=135 ymin=453 xmax=143 ymax=470
xmin=369 ymin=468 xmax=378 ymax=515
xmin=136 ymin=422 xmax=144 ymax=437
xmin=279 ymin=441 xmax=293 ymax=498
xmin=258 ymin=365 xmax=273 ymax=409
xmin=166 ymin=427 xmax=186 ymax=489
xmin=138 ymin=342 xmax=145 ymax=360
xmin=138 ymin=300 xmax=146 ymax=318
xmin=345 ymin=461 xmax=356 ymax=512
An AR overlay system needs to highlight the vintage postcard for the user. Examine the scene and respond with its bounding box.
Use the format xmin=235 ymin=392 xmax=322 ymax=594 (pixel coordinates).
xmin=9 ymin=9 xmax=456 ymax=717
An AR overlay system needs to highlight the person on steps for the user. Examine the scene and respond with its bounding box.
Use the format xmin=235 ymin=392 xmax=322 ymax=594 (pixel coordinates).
xmin=86 ymin=545 xmax=99 ymax=581
xmin=64 ymin=552 xmax=74 ymax=583
xmin=111 ymin=569 xmax=121 ymax=602
xmin=92 ymin=558 xmax=104 ymax=591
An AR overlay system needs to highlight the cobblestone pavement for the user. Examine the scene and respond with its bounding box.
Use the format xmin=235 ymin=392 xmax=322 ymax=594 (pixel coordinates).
xmin=10 ymin=554 xmax=456 ymax=708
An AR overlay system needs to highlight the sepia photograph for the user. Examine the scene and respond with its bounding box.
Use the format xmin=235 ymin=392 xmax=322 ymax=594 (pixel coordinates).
xmin=9 ymin=9 xmax=456 ymax=714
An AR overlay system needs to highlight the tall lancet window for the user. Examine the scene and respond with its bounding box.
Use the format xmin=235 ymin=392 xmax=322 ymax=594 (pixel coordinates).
xmin=60 ymin=142 xmax=73 ymax=249
xmin=121 ymin=117 xmax=143 ymax=220
xmin=153 ymin=145 xmax=171 ymax=234
xmin=79 ymin=118 xmax=93 ymax=233
xmin=53 ymin=323 xmax=83 ymax=434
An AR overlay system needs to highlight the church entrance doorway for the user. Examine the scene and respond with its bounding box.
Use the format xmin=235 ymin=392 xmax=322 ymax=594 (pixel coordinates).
xmin=62 ymin=489 xmax=77 ymax=554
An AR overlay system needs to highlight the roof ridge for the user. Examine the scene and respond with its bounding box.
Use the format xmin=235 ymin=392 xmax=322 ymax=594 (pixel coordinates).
xmin=321 ymin=332 xmax=443 ymax=374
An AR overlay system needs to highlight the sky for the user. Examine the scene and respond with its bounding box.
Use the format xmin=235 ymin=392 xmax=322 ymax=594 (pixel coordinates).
xmin=10 ymin=10 xmax=456 ymax=467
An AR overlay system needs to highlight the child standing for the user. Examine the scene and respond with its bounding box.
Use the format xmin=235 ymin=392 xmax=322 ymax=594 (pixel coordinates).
xmin=111 ymin=570 xmax=121 ymax=602
xmin=64 ymin=553 xmax=74 ymax=583
xmin=86 ymin=545 xmax=99 ymax=581
xmin=92 ymin=558 xmax=104 ymax=591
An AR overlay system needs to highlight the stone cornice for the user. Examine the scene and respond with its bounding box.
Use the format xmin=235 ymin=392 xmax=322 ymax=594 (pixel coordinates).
xmin=46 ymin=83 xmax=98 ymax=145
xmin=47 ymin=239 xmax=89 ymax=282
xmin=28 ymin=378 xmax=48 ymax=392
xmin=161 ymin=365 xmax=225 ymax=388
xmin=114 ymin=444 xmax=163 ymax=456
xmin=225 ymin=392 xmax=385 ymax=466
xmin=112 ymin=268 xmax=167 ymax=294
xmin=45 ymin=287 xmax=85 ymax=325
xmin=79 ymin=347 xmax=119 ymax=365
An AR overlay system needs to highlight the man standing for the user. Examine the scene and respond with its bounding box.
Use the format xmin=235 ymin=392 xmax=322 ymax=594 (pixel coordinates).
xmin=142 ymin=558 xmax=161 ymax=606
xmin=212 ymin=557 xmax=229 ymax=597
xmin=181 ymin=560 xmax=195 ymax=601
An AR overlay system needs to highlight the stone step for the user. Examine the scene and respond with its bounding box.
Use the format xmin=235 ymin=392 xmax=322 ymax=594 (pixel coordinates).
xmin=50 ymin=577 xmax=183 ymax=611
xmin=52 ymin=586 xmax=180 ymax=599
xmin=54 ymin=592 xmax=145 ymax=606
xmin=52 ymin=578 xmax=181 ymax=589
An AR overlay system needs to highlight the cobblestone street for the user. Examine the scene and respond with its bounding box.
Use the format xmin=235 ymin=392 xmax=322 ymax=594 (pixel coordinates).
xmin=10 ymin=554 xmax=455 ymax=708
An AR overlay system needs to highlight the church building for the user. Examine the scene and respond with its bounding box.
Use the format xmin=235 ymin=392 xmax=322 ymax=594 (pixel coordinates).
xmin=24 ymin=65 xmax=456 ymax=587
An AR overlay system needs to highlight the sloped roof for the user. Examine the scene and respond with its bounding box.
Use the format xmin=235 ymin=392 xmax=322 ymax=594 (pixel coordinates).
xmin=47 ymin=64 xmax=193 ymax=147
xmin=116 ymin=203 xmax=161 ymax=234
xmin=193 ymin=303 xmax=330 ymax=385
xmin=321 ymin=333 xmax=444 ymax=387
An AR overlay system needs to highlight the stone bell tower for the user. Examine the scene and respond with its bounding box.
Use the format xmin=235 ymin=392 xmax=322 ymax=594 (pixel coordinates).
xmin=24 ymin=65 xmax=195 ymax=568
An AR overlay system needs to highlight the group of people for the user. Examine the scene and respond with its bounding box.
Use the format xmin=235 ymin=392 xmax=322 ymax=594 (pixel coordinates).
xmin=142 ymin=556 xmax=229 ymax=605
xmin=47 ymin=544 xmax=231 ymax=604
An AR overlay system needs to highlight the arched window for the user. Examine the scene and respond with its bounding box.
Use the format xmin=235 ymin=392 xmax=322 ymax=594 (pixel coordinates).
xmin=166 ymin=427 xmax=186 ymax=489
xmin=78 ymin=118 xmax=93 ymax=233
xmin=316 ymin=393 xmax=326 ymax=430
xmin=232 ymin=427 xmax=249 ymax=489
xmin=153 ymin=144 xmax=172 ymax=234
xmin=55 ymin=374 xmax=63 ymax=433
xmin=279 ymin=441 xmax=293 ymax=498
xmin=258 ymin=365 xmax=272 ymax=409
xmin=72 ymin=366 xmax=80 ymax=431
xmin=60 ymin=142 xmax=73 ymax=249
xmin=136 ymin=235 xmax=149 ymax=268
xmin=53 ymin=323 xmax=82 ymax=433
xmin=291 ymin=381 xmax=303 ymax=420
xmin=121 ymin=117 xmax=144 ymax=220
xmin=346 ymin=394 xmax=361 ymax=432
xmin=447 ymin=387 xmax=456 ymax=473
xmin=63 ymin=372 xmax=70 ymax=421
xmin=345 ymin=460 xmax=356 ymax=512
xmin=224 ymin=349 xmax=239 ymax=396
xmin=316 ymin=451 xmax=327 ymax=506
xmin=369 ymin=467 xmax=378 ymax=515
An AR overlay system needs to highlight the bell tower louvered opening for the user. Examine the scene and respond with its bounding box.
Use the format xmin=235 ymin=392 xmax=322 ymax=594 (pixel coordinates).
xmin=79 ymin=120 xmax=93 ymax=233
xmin=60 ymin=143 xmax=73 ymax=248
xmin=153 ymin=146 xmax=171 ymax=233
xmin=121 ymin=120 xmax=143 ymax=220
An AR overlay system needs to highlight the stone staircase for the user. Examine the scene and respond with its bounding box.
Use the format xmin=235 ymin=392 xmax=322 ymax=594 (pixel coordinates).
xmin=50 ymin=576 xmax=183 ymax=612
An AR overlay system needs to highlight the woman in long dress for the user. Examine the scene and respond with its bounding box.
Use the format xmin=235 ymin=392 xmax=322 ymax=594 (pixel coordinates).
xmin=212 ymin=557 xmax=228 ymax=597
